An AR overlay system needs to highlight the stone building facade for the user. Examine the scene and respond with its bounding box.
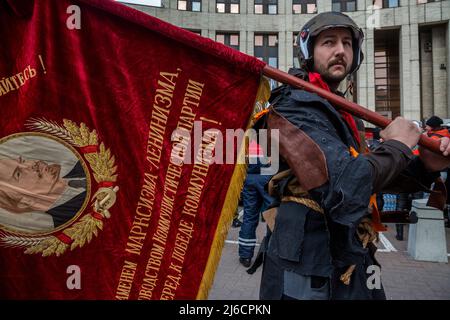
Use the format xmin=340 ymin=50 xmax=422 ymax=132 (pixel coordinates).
xmin=123 ymin=0 xmax=449 ymax=122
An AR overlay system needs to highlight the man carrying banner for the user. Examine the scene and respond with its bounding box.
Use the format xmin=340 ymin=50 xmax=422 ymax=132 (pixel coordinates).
xmin=259 ymin=12 xmax=450 ymax=300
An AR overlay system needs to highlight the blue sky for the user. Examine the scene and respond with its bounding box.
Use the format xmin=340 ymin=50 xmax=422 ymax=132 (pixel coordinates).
xmin=117 ymin=0 xmax=161 ymax=7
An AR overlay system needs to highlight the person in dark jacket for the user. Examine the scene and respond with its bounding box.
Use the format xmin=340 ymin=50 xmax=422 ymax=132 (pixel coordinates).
xmin=394 ymin=193 xmax=410 ymax=241
xmin=258 ymin=12 xmax=450 ymax=300
xmin=424 ymin=116 xmax=450 ymax=227
xmin=425 ymin=116 xmax=450 ymax=139
xmin=238 ymin=141 xmax=274 ymax=267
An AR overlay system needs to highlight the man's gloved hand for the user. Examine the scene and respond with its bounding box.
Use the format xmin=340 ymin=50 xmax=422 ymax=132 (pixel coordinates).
xmin=380 ymin=117 xmax=421 ymax=149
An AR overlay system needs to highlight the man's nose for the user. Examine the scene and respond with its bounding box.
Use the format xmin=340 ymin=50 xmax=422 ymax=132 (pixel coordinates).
xmin=334 ymin=42 xmax=345 ymax=56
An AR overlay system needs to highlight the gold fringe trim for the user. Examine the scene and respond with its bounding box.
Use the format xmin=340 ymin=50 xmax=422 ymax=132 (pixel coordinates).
xmin=196 ymin=77 xmax=270 ymax=299
xmin=340 ymin=265 xmax=356 ymax=285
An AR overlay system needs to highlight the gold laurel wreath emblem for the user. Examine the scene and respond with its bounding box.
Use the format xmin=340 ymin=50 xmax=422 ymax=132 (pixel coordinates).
xmin=0 ymin=118 xmax=119 ymax=256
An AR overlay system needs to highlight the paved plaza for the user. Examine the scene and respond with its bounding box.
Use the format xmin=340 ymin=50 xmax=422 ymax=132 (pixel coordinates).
xmin=209 ymin=209 xmax=450 ymax=300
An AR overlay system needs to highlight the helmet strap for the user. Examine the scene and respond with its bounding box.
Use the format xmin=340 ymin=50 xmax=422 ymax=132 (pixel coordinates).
xmin=343 ymin=75 xmax=354 ymax=96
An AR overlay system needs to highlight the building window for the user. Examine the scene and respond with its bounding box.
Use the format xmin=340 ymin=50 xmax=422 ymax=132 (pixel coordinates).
xmin=374 ymin=29 xmax=400 ymax=119
xmin=216 ymin=0 xmax=240 ymax=13
xmin=186 ymin=29 xmax=202 ymax=36
xmin=216 ymin=32 xmax=240 ymax=50
xmin=116 ymin=0 xmax=162 ymax=7
xmin=385 ymin=0 xmax=399 ymax=7
xmin=268 ymin=35 xmax=277 ymax=46
xmin=255 ymin=33 xmax=278 ymax=88
xmin=332 ymin=0 xmax=356 ymax=12
xmin=417 ymin=0 xmax=436 ymax=3
xmin=178 ymin=0 xmax=201 ymax=12
xmin=254 ymin=0 xmax=278 ymax=15
xmin=373 ymin=0 xmax=399 ymax=7
xmin=254 ymin=35 xmax=263 ymax=46
xmin=292 ymin=0 xmax=317 ymax=14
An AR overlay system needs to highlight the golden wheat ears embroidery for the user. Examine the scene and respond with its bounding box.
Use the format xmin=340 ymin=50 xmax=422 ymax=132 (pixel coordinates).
xmin=0 ymin=118 xmax=118 ymax=257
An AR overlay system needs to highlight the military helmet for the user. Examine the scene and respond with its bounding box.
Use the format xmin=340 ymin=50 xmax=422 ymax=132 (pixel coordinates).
xmin=297 ymin=12 xmax=364 ymax=74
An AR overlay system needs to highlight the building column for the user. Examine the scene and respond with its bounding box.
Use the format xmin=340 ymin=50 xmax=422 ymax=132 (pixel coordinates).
xmin=160 ymin=0 xmax=168 ymax=8
xmin=205 ymin=0 xmax=213 ymax=40
xmin=247 ymin=31 xmax=254 ymax=56
xmin=400 ymin=24 xmax=421 ymax=121
xmin=207 ymin=29 xmax=215 ymax=40
xmin=278 ymin=0 xmax=285 ymax=14
xmin=420 ymin=29 xmax=434 ymax=119
xmin=357 ymin=0 xmax=366 ymax=13
xmin=247 ymin=0 xmax=254 ymax=15
xmin=239 ymin=30 xmax=247 ymax=54
xmin=285 ymin=0 xmax=293 ymax=70
xmin=410 ymin=24 xmax=422 ymax=121
xmin=239 ymin=0 xmax=249 ymax=54
xmin=356 ymin=57 xmax=367 ymax=108
xmin=447 ymin=22 xmax=450 ymax=117
xmin=317 ymin=0 xmax=332 ymax=13
xmin=356 ymin=26 xmax=374 ymax=112
xmin=286 ymin=31 xmax=294 ymax=70
xmin=432 ymin=25 xmax=448 ymax=118
xmin=168 ymin=0 xmax=180 ymax=24
xmin=240 ymin=0 xmax=248 ymax=14
xmin=285 ymin=0 xmax=293 ymax=14
xmin=278 ymin=31 xmax=287 ymax=72
xmin=207 ymin=0 xmax=215 ymax=13
xmin=366 ymin=27 xmax=375 ymax=112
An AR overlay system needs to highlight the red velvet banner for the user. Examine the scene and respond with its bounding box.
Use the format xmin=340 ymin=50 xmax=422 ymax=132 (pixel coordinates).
xmin=0 ymin=0 xmax=265 ymax=299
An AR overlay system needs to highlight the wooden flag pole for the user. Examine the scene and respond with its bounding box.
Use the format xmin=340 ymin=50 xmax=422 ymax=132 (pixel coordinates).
xmin=263 ymin=65 xmax=442 ymax=155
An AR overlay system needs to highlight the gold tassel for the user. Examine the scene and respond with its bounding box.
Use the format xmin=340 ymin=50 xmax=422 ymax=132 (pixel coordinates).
xmin=340 ymin=265 xmax=356 ymax=285
xmin=196 ymin=77 xmax=270 ymax=299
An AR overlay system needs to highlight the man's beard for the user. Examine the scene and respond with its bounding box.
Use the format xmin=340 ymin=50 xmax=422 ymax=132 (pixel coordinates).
xmin=315 ymin=59 xmax=350 ymax=85
xmin=321 ymin=70 xmax=348 ymax=84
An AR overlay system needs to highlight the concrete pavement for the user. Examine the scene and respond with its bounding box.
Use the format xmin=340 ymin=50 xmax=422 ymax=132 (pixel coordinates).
xmin=208 ymin=210 xmax=450 ymax=300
